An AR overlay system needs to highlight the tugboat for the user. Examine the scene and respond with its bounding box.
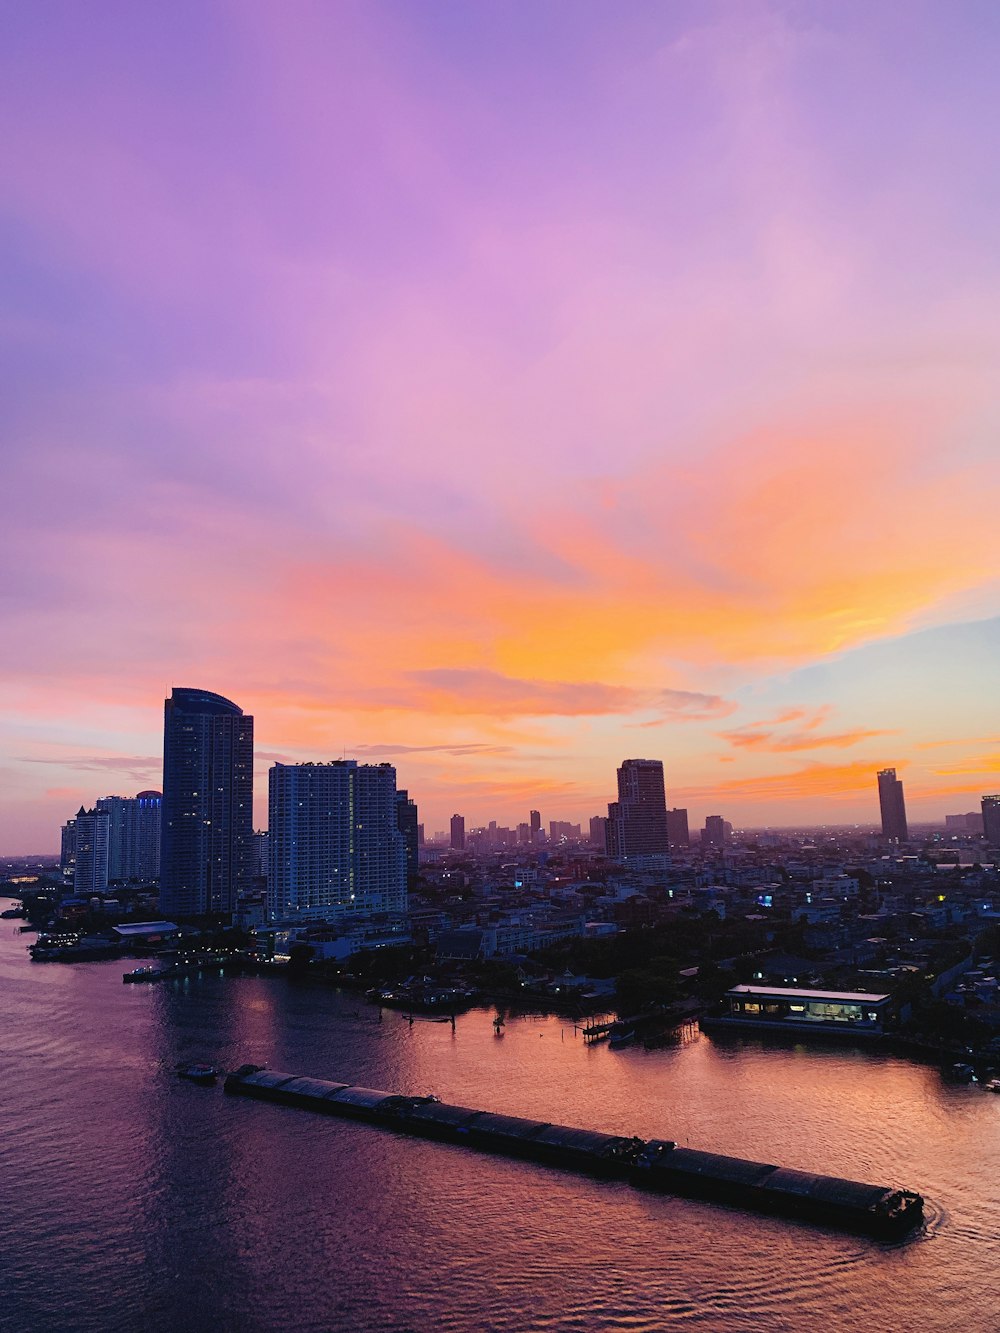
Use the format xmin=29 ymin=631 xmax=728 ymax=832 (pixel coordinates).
xmin=176 ymin=1064 xmax=218 ymax=1085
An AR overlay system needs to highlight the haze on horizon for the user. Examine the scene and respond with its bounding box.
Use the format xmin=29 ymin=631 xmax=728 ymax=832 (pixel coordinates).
xmin=2 ymin=1 xmax=1000 ymax=854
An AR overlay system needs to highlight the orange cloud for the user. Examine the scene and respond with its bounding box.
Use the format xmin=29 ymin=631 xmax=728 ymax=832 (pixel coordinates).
xmin=719 ymin=706 xmax=892 ymax=753
xmin=676 ymin=759 xmax=891 ymax=803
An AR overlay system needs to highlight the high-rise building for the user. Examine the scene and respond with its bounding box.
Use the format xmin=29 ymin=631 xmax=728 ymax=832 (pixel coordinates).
xmin=160 ymin=688 xmax=254 ymax=919
xmin=877 ymin=768 xmax=908 ymax=842
xmin=589 ymin=815 xmax=608 ymax=847
xmin=450 ymin=814 xmax=466 ymax=851
xmin=60 ymin=817 xmax=77 ymax=882
xmin=268 ymin=761 xmax=407 ymax=922
xmin=983 ymin=795 xmax=1000 ymax=846
xmin=701 ymin=815 xmax=727 ymax=849
xmin=96 ymin=791 xmax=161 ymax=881
xmin=73 ymin=805 xmax=110 ymax=896
xmin=530 ymin=810 xmax=541 ymax=837
xmin=667 ymin=808 xmax=690 ymax=848
xmin=252 ymin=830 xmax=270 ymax=881
xmin=606 ymin=759 xmax=669 ymax=862
xmin=395 ymin=789 xmax=419 ymax=884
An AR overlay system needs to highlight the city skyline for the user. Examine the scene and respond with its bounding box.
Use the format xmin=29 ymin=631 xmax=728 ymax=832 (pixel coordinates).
xmin=3 ymin=2 xmax=1000 ymax=852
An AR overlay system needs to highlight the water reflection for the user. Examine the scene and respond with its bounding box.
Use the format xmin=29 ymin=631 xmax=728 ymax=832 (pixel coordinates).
xmin=2 ymin=933 xmax=999 ymax=1332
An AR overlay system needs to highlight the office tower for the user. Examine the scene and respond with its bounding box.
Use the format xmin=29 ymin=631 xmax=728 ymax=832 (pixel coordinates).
xmin=530 ymin=810 xmax=541 ymax=837
xmin=983 ymin=795 xmax=1000 ymax=846
xmin=589 ymin=815 xmax=608 ymax=847
xmin=450 ymin=814 xmax=466 ymax=851
xmin=60 ymin=817 xmax=77 ymax=882
xmin=606 ymin=759 xmax=669 ymax=861
xmin=877 ymin=768 xmax=908 ymax=842
xmin=417 ymin=824 xmax=425 ymax=847
xmin=702 ymin=815 xmax=726 ymax=849
xmin=160 ymin=688 xmax=254 ymax=919
xmin=268 ymin=761 xmax=407 ymax=922
xmin=396 ymin=789 xmax=419 ymax=884
xmin=96 ymin=791 xmax=161 ymax=881
xmin=517 ymin=822 xmax=531 ymax=844
xmin=72 ymin=805 xmax=110 ymax=896
xmin=667 ymin=808 xmax=690 ymax=848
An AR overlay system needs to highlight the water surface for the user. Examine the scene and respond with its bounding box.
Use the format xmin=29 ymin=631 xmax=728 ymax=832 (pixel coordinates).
xmin=2 ymin=929 xmax=997 ymax=1331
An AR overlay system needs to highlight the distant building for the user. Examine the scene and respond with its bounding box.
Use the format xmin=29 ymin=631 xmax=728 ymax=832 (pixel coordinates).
xmin=60 ymin=818 xmax=77 ymax=881
xmin=666 ymin=808 xmax=690 ymax=848
xmin=530 ymin=810 xmax=541 ymax=837
xmin=73 ymin=805 xmax=110 ymax=896
xmin=606 ymin=759 xmax=669 ymax=862
xmin=268 ymin=761 xmax=407 ymax=922
xmin=450 ymin=814 xmax=466 ymax=851
xmin=877 ymin=768 xmax=908 ymax=842
xmin=549 ymin=821 xmax=581 ymax=842
xmin=701 ymin=815 xmax=727 ymax=850
xmin=96 ymin=791 xmax=161 ymax=881
xmin=252 ymin=830 xmax=270 ymax=881
xmin=395 ymin=789 xmax=419 ymax=884
xmin=983 ymin=795 xmax=1000 ymax=847
xmin=589 ymin=815 xmax=608 ymax=847
xmin=517 ymin=822 xmax=531 ymax=844
xmin=946 ymin=812 xmax=984 ymax=835
xmin=160 ymin=688 xmax=254 ymax=919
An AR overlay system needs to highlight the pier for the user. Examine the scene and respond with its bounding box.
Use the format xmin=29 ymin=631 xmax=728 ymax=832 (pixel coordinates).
xmin=224 ymin=1066 xmax=923 ymax=1239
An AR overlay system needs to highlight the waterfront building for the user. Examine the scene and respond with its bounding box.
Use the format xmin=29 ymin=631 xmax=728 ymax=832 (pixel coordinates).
xmin=606 ymin=759 xmax=669 ymax=863
xmin=983 ymin=795 xmax=1000 ymax=847
xmin=72 ymin=805 xmax=110 ymax=896
xmin=96 ymin=791 xmax=161 ymax=881
xmin=395 ymin=789 xmax=419 ymax=884
xmin=450 ymin=814 xmax=466 ymax=851
xmin=60 ymin=817 xmax=77 ymax=882
xmin=160 ymin=688 xmax=254 ymax=919
xmin=877 ymin=768 xmax=908 ymax=842
xmin=717 ymin=985 xmax=892 ymax=1037
xmin=268 ymin=761 xmax=407 ymax=922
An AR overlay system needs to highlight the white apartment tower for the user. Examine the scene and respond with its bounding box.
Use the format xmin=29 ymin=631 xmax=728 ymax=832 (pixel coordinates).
xmin=268 ymin=761 xmax=407 ymax=922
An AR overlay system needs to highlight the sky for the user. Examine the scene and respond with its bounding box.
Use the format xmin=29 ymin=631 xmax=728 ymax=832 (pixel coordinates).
xmin=2 ymin=0 xmax=1000 ymax=852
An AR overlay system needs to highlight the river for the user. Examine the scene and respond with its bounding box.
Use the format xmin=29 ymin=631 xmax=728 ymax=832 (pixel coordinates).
xmin=2 ymin=926 xmax=998 ymax=1331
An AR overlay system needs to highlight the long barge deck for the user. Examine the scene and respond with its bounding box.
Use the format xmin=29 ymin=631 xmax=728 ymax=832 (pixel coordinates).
xmin=224 ymin=1066 xmax=923 ymax=1240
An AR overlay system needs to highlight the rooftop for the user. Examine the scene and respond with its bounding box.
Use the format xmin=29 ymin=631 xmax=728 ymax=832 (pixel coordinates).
xmin=727 ymin=984 xmax=891 ymax=1004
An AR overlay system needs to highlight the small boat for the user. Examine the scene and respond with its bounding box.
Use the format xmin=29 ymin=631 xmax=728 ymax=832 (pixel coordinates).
xmin=176 ymin=1064 xmax=218 ymax=1084
xmin=982 ymin=1078 xmax=1000 ymax=1093
xmin=608 ymin=1024 xmax=636 ymax=1049
xmin=943 ymin=1062 xmax=976 ymax=1084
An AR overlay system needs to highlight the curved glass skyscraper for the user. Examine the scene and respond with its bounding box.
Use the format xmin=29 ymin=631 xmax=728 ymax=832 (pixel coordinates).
xmin=160 ymin=688 xmax=254 ymax=919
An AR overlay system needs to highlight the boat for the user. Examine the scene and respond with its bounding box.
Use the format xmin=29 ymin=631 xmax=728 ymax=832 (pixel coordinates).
xmin=982 ymin=1078 xmax=1000 ymax=1093
xmin=608 ymin=1023 xmax=636 ymax=1049
xmin=224 ymin=1066 xmax=925 ymax=1239
xmin=943 ymin=1062 xmax=976 ymax=1083
xmin=176 ymin=1064 xmax=218 ymax=1084
xmin=123 ymin=966 xmax=159 ymax=983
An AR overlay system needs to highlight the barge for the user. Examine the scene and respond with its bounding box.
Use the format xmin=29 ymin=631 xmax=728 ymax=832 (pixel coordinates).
xmin=224 ymin=1066 xmax=923 ymax=1239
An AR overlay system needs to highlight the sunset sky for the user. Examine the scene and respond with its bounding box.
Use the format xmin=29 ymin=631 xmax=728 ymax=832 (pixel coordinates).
xmin=3 ymin=1 xmax=1000 ymax=852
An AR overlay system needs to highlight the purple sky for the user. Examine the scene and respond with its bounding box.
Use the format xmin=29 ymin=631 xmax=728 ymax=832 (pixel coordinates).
xmin=3 ymin=1 xmax=1000 ymax=851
